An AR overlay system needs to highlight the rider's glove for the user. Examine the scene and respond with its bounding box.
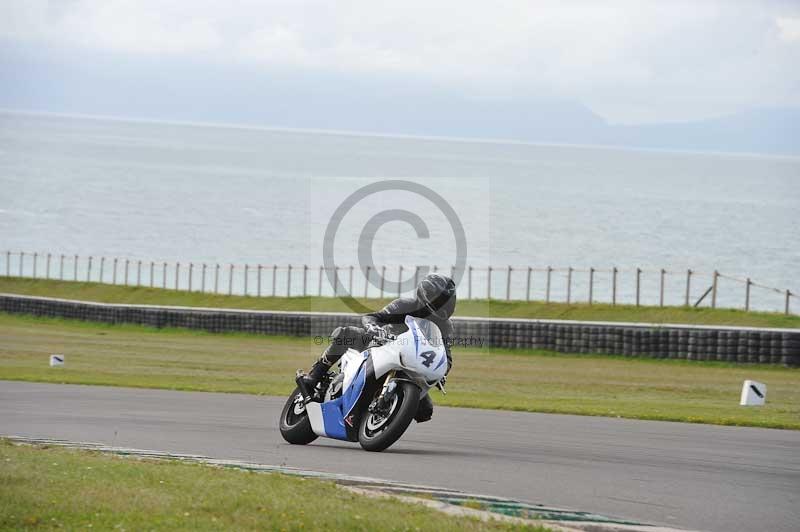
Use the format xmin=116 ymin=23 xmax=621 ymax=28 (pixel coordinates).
xmin=366 ymin=324 xmax=391 ymax=343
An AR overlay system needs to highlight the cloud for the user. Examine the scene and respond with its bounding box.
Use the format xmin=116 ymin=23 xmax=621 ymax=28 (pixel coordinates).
xmin=1 ymin=0 xmax=222 ymax=54
xmin=1 ymin=0 xmax=799 ymax=123
xmin=777 ymin=16 xmax=800 ymax=42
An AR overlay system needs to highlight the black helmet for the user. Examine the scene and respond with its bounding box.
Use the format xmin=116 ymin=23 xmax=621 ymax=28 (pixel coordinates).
xmin=416 ymin=273 xmax=457 ymax=320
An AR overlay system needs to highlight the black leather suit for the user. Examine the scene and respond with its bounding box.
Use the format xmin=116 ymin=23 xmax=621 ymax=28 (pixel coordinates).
xmin=321 ymin=297 xmax=454 ymax=373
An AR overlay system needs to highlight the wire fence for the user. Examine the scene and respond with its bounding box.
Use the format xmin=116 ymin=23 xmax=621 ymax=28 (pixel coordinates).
xmin=1 ymin=250 xmax=796 ymax=315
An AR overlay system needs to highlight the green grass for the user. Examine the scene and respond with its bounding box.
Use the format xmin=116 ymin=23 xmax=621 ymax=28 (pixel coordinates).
xmin=1 ymin=313 xmax=798 ymax=429
xmin=2 ymin=277 xmax=798 ymax=328
xmin=0 ymin=440 xmax=544 ymax=531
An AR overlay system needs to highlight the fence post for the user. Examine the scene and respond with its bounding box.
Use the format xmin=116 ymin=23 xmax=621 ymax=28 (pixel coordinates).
xmin=85 ymin=256 xmax=90 ymax=281
xmin=162 ymin=262 xmax=167 ymax=289
xmin=398 ymin=265 xmax=403 ymax=298
xmin=149 ymin=261 xmax=154 ymax=288
xmin=19 ymin=251 xmax=24 ymax=277
xmin=787 ymin=290 xmax=792 ymax=315
xmin=635 ymin=267 xmax=641 ymax=307
xmin=487 ymin=266 xmax=493 ymax=300
xmin=124 ymin=259 xmax=129 ymax=286
xmin=433 ymin=265 xmax=438 ymax=273
xmin=272 ymin=265 xmax=277 ymax=297
xmin=99 ymin=257 xmax=104 ymax=283
xmin=526 ymin=267 xmax=532 ymax=302
xmin=545 ymin=266 xmax=552 ymax=303
xmin=137 ymin=261 xmax=142 ymax=286
xmin=364 ymin=265 xmax=371 ymax=298
xmin=287 ymin=265 xmax=292 ymax=296
xmin=333 ymin=266 xmax=339 ymax=296
xmin=745 ymin=278 xmax=751 ymax=311
xmin=33 ymin=252 xmax=38 ymax=278
xmin=659 ymin=268 xmax=665 ymax=307
xmin=380 ymin=266 xmax=386 ymax=298
xmin=174 ymin=262 xmax=179 ymax=290
xmin=214 ymin=264 xmax=219 ymax=293
xmin=468 ymin=266 xmax=473 ymax=299
xmin=566 ymin=267 xmax=573 ymax=304
xmin=711 ymin=270 xmax=719 ymax=308
xmin=201 ymin=264 xmax=207 ymax=293
xmin=6 ymin=251 xmax=10 ymax=277
xmin=589 ymin=267 xmax=594 ymax=305
xmin=60 ymin=254 xmax=65 ymax=280
xmin=189 ymin=263 xmax=194 ymax=292
xmin=46 ymin=253 xmax=51 ymax=279
xmin=332 ymin=266 xmax=338 ymax=296
xmin=506 ymin=265 xmax=512 ymax=301
xmin=229 ymin=264 xmax=234 ymax=295
xmin=612 ymin=267 xmax=618 ymax=305
xmin=257 ymin=265 xmax=262 ymax=296
xmin=318 ymin=266 xmax=323 ymax=297
xmin=74 ymin=255 xmax=78 ymax=281
xmin=303 ymin=265 xmax=308 ymax=296
xmin=685 ymin=269 xmax=692 ymax=306
xmin=450 ymin=264 xmax=456 ymax=280
xmin=348 ymin=265 xmax=354 ymax=295
xmin=243 ymin=264 xmax=248 ymax=295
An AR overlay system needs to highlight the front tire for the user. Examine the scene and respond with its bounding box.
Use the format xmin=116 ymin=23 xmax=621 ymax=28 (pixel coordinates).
xmin=358 ymin=381 xmax=420 ymax=452
xmin=279 ymin=387 xmax=318 ymax=445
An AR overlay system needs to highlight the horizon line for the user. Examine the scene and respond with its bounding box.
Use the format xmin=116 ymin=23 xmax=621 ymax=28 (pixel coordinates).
xmin=2 ymin=107 xmax=797 ymax=161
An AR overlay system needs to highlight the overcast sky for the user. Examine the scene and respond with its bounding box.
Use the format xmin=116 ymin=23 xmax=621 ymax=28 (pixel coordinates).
xmin=2 ymin=0 xmax=799 ymax=125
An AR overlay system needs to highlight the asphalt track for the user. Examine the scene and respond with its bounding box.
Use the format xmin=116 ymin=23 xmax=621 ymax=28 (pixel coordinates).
xmin=1 ymin=381 xmax=798 ymax=532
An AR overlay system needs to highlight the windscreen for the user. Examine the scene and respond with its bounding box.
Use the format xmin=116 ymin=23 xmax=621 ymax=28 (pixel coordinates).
xmin=412 ymin=317 xmax=444 ymax=350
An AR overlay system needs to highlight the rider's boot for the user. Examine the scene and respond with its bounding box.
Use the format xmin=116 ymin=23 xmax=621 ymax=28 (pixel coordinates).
xmin=301 ymin=360 xmax=330 ymax=390
xmin=301 ymin=344 xmax=337 ymax=391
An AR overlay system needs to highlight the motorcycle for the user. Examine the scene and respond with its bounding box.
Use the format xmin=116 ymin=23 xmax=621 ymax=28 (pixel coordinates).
xmin=279 ymin=315 xmax=448 ymax=452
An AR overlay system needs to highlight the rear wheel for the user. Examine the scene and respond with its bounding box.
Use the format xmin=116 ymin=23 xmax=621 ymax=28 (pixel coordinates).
xmin=279 ymin=387 xmax=318 ymax=445
xmin=358 ymin=381 xmax=420 ymax=452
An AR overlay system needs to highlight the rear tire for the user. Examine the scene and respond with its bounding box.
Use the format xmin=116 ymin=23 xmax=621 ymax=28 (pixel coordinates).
xmin=358 ymin=381 xmax=420 ymax=452
xmin=279 ymin=387 xmax=318 ymax=445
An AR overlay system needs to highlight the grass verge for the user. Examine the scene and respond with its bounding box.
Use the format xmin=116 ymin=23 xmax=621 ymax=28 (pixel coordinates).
xmin=1 ymin=277 xmax=798 ymax=328
xmin=1 ymin=313 xmax=798 ymax=429
xmin=0 ymin=440 xmax=543 ymax=531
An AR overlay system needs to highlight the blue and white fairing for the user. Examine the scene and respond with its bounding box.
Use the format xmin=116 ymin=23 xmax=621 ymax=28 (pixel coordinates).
xmin=370 ymin=315 xmax=449 ymax=386
xmin=305 ymin=316 xmax=448 ymax=441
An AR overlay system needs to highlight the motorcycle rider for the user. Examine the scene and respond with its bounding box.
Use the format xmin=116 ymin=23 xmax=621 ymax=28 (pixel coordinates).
xmin=302 ymin=272 xmax=456 ymax=423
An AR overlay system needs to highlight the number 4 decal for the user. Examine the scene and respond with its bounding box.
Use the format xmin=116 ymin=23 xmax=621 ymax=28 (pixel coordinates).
xmin=420 ymin=350 xmax=437 ymax=368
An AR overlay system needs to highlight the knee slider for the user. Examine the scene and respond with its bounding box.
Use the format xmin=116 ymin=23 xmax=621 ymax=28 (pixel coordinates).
xmin=329 ymin=326 xmax=345 ymax=341
xmin=330 ymin=326 xmax=359 ymax=341
xmin=415 ymin=395 xmax=434 ymax=422
xmin=329 ymin=326 xmax=361 ymax=348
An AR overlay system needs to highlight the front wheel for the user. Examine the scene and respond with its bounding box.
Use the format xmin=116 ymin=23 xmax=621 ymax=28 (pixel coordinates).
xmin=279 ymin=387 xmax=318 ymax=445
xmin=358 ymin=381 xmax=420 ymax=452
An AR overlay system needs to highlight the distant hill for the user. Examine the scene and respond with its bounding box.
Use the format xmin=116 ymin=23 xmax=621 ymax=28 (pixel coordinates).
xmin=1 ymin=43 xmax=798 ymax=155
xmin=377 ymin=99 xmax=800 ymax=156
xmin=609 ymin=108 xmax=800 ymax=155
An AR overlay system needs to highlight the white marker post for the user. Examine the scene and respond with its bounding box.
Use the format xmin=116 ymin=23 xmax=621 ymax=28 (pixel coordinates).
xmin=50 ymin=354 xmax=65 ymax=367
xmin=740 ymin=380 xmax=766 ymax=406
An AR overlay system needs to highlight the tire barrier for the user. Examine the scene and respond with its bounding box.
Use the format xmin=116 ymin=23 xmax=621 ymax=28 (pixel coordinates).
xmin=1 ymin=293 xmax=798 ymax=366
